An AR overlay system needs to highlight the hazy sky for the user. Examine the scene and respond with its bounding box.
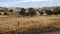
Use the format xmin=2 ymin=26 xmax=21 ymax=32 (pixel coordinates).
xmin=0 ymin=0 xmax=60 ymax=8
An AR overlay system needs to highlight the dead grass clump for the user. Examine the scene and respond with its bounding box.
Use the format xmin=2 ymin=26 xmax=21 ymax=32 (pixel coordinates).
xmin=15 ymin=21 xmax=51 ymax=33
xmin=50 ymin=21 xmax=60 ymax=30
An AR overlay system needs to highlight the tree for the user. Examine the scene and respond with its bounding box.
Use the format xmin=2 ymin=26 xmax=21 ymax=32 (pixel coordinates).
xmin=58 ymin=10 xmax=60 ymax=14
xmin=45 ymin=10 xmax=52 ymax=15
xmin=38 ymin=11 xmax=43 ymax=15
xmin=4 ymin=12 xmax=9 ymax=15
xmin=19 ymin=8 xmax=26 ymax=16
xmin=27 ymin=8 xmax=36 ymax=17
xmin=9 ymin=9 xmax=13 ymax=12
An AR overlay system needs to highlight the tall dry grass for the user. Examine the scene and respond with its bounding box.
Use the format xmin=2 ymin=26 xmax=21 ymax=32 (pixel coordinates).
xmin=0 ymin=16 xmax=60 ymax=34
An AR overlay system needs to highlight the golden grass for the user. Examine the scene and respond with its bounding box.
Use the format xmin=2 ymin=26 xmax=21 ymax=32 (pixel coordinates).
xmin=0 ymin=15 xmax=60 ymax=33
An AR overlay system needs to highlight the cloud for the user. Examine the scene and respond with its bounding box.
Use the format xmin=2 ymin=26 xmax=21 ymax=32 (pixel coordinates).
xmin=0 ymin=0 xmax=53 ymax=4
xmin=12 ymin=0 xmax=53 ymax=3
xmin=0 ymin=0 xmax=54 ymax=7
xmin=24 ymin=0 xmax=52 ymax=1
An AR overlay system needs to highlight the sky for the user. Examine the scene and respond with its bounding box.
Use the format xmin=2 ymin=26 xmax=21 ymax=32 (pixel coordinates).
xmin=0 ymin=0 xmax=60 ymax=8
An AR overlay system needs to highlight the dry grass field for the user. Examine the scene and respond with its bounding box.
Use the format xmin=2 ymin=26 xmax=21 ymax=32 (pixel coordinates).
xmin=0 ymin=15 xmax=60 ymax=34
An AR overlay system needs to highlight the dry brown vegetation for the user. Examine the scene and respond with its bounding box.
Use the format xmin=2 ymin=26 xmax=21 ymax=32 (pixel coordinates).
xmin=0 ymin=7 xmax=60 ymax=34
xmin=0 ymin=15 xmax=60 ymax=34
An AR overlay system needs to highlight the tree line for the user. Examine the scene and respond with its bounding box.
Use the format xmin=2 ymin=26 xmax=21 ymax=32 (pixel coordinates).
xmin=0 ymin=7 xmax=60 ymax=17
